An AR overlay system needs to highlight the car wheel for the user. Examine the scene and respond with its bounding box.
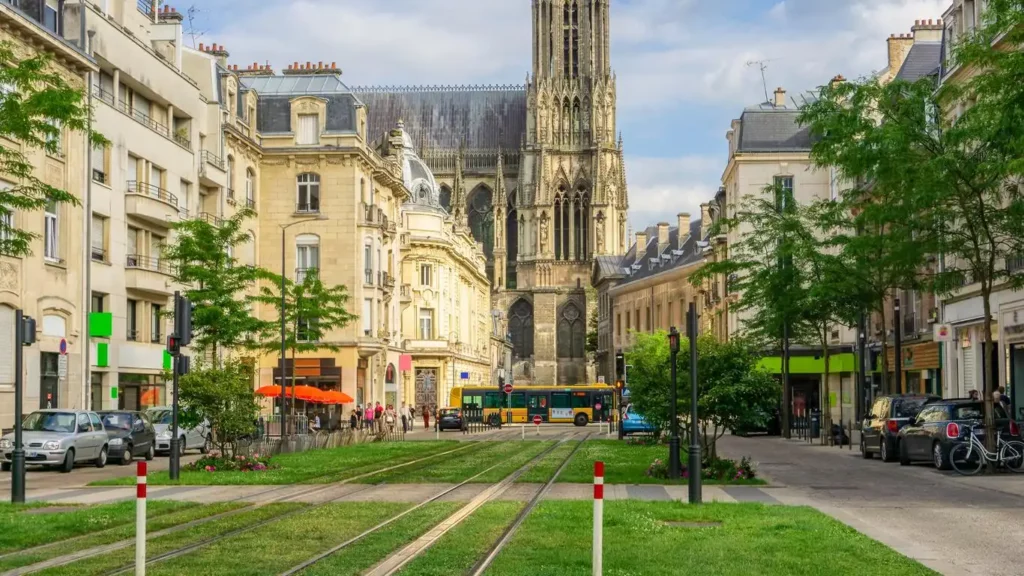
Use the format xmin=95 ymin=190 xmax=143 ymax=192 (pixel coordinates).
xmin=179 ymin=438 xmax=186 ymax=456
xmin=200 ymin=435 xmax=212 ymax=455
xmin=145 ymin=444 xmax=155 ymax=461
xmin=861 ymin=436 xmax=872 ymax=459
xmin=933 ymin=441 xmax=951 ymax=470
xmin=880 ymin=438 xmax=895 ymax=462
xmin=60 ymin=449 xmax=74 ymax=473
xmin=95 ymin=446 xmax=107 ymax=468
xmin=574 ymin=413 xmax=589 ymax=427
xmin=488 ymin=414 xmax=502 ymax=427
xmin=898 ymin=440 xmax=911 ymax=466
xmin=122 ymin=444 xmax=133 ymax=465
xmin=1 ymin=462 xmax=10 ymax=471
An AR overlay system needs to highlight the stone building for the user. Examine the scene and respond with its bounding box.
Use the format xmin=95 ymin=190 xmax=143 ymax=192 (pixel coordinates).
xmin=0 ymin=0 xmax=95 ymax=428
xmin=353 ymin=0 xmax=630 ymax=385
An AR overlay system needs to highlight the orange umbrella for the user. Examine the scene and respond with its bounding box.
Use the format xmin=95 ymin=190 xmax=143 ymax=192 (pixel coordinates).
xmin=321 ymin=391 xmax=355 ymax=405
xmin=255 ymin=386 xmax=283 ymax=397
xmin=292 ymin=385 xmax=325 ymax=403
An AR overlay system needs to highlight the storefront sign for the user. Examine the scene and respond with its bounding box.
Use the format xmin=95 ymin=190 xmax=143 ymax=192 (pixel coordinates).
xmin=934 ymin=323 xmax=953 ymax=342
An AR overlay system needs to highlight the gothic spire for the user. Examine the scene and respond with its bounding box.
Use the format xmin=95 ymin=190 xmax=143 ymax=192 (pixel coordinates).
xmin=494 ymin=147 xmax=507 ymax=207
xmin=451 ymin=142 xmax=468 ymax=227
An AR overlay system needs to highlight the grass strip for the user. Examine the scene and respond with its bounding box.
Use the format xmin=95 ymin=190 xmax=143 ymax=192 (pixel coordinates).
xmin=90 ymin=441 xmax=460 ymax=486
xmin=142 ymin=502 xmax=413 ymax=575
xmin=0 ymin=500 xmax=195 ymax=555
xmin=36 ymin=503 xmax=306 ymax=576
xmin=353 ymin=441 xmax=508 ymax=484
xmin=516 ymin=441 xmax=579 ymax=483
xmin=471 ymin=442 xmax=552 ymax=483
xmin=397 ymin=502 xmax=524 ymax=576
xmin=300 ymin=502 xmax=464 ymax=576
xmin=303 ymin=442 xmax=479 ymax=484
xmin=485 ymin=501 xmax=936 ymax=576
xmin=559 ymin=440 xmax=766 ymax=485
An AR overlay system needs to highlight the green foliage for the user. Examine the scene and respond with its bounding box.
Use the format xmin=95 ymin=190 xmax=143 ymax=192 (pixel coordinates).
xmin=162 ymin=208 xmax=272 ymax=360
xmin=178 ymin=359 xmax=259 ymax=458
xmin=256 ymin=268 xmax=357 ymax=355
xmin=0 ymin=41 xmax=105 ymax=257
xmin=624 ymin=331 xmax=780 ymax=457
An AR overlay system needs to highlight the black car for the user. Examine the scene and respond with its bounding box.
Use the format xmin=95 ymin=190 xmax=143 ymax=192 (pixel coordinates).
xmin=437 ymin=408 xmax=464 ymax=431
xmin=861 ymin=394 xmax=940 ymax=462
xmin=97 ymin=411 xmax=157 ymax=465
xmin=896 ymin=400 xmax=1019 ymax=470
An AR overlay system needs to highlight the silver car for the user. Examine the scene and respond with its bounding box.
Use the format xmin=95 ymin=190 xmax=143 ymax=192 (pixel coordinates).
xmin=146 ymin=407 xmax=211 ymax=455
xmin=0 ymin=410 xmax=110 ymax=473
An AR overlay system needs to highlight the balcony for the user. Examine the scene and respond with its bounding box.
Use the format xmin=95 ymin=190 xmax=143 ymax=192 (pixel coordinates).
xmin=197 ymin=212 xmax=223 ymax=226
xmin=361 ymin=203 xmax=387 ymax=228
xmin=381 ymin=272 xmax=395 ymax=290
xmin=400 ymin=283 xmax=412 ymax=303
xmin=226 ymin=188 xmax=235 ymax=205
xmin=125 ymin=181 xmax=181 ymax=226
xmin=199 ymin=150 xmax=226 ymax=188
xmin=296 ymin=267 xmax=319 ymax=284
xmin=244 ymin=197 xmax=256 ymax=211
xmin=125 ymin=255 xmax=176 ymax=296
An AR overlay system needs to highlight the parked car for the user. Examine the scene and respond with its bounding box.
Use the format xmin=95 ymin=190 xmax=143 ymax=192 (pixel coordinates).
xmin=896 ymin=399 xmax=1019 ymax=469
xmin=0 ymin=410 xmax=110 ymax=473
xmin=97 ymin=411 xmax=157 ymax=465
xmin=861 ymin=394 xmax=940 ymax=462
xmin=621 ymin=405 xmax=657 ymax=436
xmin=146 ymin=407 xmax=211 ymax=455
xmin=437 ymin=408 xmax=464 ymax=431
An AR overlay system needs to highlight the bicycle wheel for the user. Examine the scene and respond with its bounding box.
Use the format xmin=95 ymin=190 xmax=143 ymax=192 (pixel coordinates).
xmin=950 ymin=442 xmax=985 ymax=476
xmin=1000 ymin=441 xmax=1024 ymax=472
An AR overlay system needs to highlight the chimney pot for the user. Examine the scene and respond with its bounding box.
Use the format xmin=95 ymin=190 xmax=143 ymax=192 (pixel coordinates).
xmin=318 ymin=61 xmax=323 ymax=69
xmin=635 ymin=231 xmax=648 ymax=252
xmin=774 ymin=86 xmax=786 ymax=108
xmin=198 ymin=42 xmax=204 ymax=51
xmin=928 ymin=18 xmax=933 ymax=25
xmin=306 ymin=61 xmax=312 ymax=69
xmin=657 ymin=222 xmax=670 ymax=246
xmin=677 ymin=213 xmax=691 ymax=243
xmin=331 ymin=62 xmax=337 ymax=69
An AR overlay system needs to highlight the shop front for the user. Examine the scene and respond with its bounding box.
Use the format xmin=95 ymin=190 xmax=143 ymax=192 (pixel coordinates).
xmin=118 ymin=373 xmax=166 ymax=411
xmin=884 ymin=341 xmax=942 ymax=396
xmin=1002 ymin=308 xmax=1024 ymax=421
xmin=758 ymin=352 xmax=858 ymax=428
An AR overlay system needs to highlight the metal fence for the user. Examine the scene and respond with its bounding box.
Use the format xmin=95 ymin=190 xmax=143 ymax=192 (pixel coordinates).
xmin=232 ymin=419 xmax=405 ymax=457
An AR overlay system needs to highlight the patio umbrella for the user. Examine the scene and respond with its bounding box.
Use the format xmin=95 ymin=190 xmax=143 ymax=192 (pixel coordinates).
xmin=321 ymin=391 xmax=354 ymax=405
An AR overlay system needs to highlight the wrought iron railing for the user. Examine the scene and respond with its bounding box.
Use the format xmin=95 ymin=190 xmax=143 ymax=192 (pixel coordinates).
xmin=126 ymin=329 xmax=139 ymax=342
xmin=198 ymin=212 xmax=223 ymax=226
xmin=201 ymin=150 xmax=225 ymax=170
xmin=364 ymin=268 xmax=374 ymax=285
xmin=296 ymin=268 xmax=319 ymax=284
xmin=245 ymin=197 xmax=256 ymax=210
xmin=92 ymin=84 xmax=115 ymax=107
xmin=126 ymin=254 xmax=175 ymax=276
xmin=126 ymin=180 xmax=179 ymax=207
xmin=173 ymin=131 xmax=190 ymax=150
xmin=137 ymin=0 xmax=153 ymax=16
xmin=90 ymin=246 xmax=106 ymax=262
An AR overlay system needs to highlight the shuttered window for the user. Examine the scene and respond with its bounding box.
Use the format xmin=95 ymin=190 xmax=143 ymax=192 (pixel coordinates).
xmin=0 ymin=306 xmax=14 ymax=387
xmin=297 ymin=114 xmax=319 ymax=145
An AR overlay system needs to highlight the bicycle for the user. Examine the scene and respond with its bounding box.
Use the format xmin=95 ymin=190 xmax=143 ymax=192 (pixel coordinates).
xmin=949 ymin=424 xmax=1024 ymax=475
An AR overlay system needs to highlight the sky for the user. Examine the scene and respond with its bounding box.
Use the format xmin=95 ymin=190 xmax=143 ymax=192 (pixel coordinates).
xmin=191 ymin=0 xmax=948 ymax=232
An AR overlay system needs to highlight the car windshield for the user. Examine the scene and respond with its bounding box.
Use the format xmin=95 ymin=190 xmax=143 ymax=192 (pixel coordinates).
xmin=148 ymin=409 xmax=172 ymax=424
xmin=22 ymin=412 xmax=76 ymax=433
xmin=100 ymin=413 xmax=133 ymax=430
xmin=895 ymin=398 xmax=934 ymax=418
xmin=440 ymin=409 xmax=459 ymax=416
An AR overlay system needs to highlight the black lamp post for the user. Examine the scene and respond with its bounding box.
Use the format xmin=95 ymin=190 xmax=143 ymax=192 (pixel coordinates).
xmin=687 ymin=302 xmax=702 ymax=504
xmin=667 ymin=327 xmax=681 ymax=480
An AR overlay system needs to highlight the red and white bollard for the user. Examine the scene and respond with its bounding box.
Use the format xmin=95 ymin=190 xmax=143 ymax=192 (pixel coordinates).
xmin=136 ymin=461 xmax=146 ymax=576
xmin=593 ymin=461 xmax=604 ymax=576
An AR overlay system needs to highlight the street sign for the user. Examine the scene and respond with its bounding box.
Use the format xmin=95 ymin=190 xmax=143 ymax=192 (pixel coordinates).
xmin=59 ymin=338 xmax=67 ymax=355
xmin=533 ymin=415 xmax=542 ymax=426
xmin=110 ymin=387 xmax=118 ymax=399
xmin=594 ymin=402 xmax=602 ymax=411
xmin=460 ymin=372 xmax=470 ymax=380
xmin=57 ymin=355 xmax=68 ymax=379
xmin=503 ymin=383 xmax=513 ymax=394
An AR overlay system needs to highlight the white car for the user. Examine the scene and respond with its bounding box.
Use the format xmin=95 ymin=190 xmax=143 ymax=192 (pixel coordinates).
xmin=146 ymin=407 xmax=211 ymax=455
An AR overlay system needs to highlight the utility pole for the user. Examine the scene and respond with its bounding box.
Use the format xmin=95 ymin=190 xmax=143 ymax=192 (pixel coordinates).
xmin=894 ymin=298 xmax=902 ymax=395
xmin=167 ymin=292 xmax=193 ymax=481
xmin=11 ymin=312 xmax=35 ymax=503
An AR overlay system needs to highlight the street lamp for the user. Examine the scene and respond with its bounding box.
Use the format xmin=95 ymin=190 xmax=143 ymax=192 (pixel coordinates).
xmin=667 ymin=327 xmax=681 ymax=480
xmin=687 ymin=302 xmax=702 ymax=504
xmin=279 ymin=215 xmax=328 ymax=436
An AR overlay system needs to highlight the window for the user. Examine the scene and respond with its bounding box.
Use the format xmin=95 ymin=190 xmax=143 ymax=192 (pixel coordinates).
xmin=91 ymin=214 xmax=106 ymax=262
xmin=0 ymin=180 xmax=12 ymax=246
xmin=226 ymin=155 xmax=235 ymax=198
xmin=43 ymin=0 xmax=59 ymax=33
xmin=126 ymin=299 xmax=138 ymax=341
xmin=91 ymin=142 xmax=108 ymax=183
xmin=420 ymin=264 xmax=432 ymax=286
xmin=774 ymin=176 xmax=794 ymax=211
xmin=616 ymin=313 xmax=621 ymax=338
xmin=44 ymin=200 xmax=58 ymax=262
xmin=364 ymin=243 xmax=373 ymax=284
xmin=0 ymin=305 xmax=14 ymax=387
xmin=150 ymin=304 xmax=162 ymax=343
xmin=419 ymin=308 xmax=434 ymax=340
xmin=509 ymin=299 xmax=534 ymax=359
xmin=179 ymin=180 xmax=191 ymax=213
xmin=571 ymin=392 xmax=590 ymax=408
xmin=551 ymin=393 xmax=571 ymax=409
xmin=297 ymin=317 xmax=316 ymax=343
xmin=91 ymin=292 xmax=106 ymax=313
xmin=362 ymin=299 xmax=372 ymax=336
xmin=557 ymin=302 xmax=585 ymax=359
xmin=45 ymin=119 xmax=62 ymax=154
xmin=296 ymin=235 xmax=320 ymax=283
xmin=245 ymin=169 xmax=255 ymax=204
xmin=297 ymin=114 xmax=319 ymax=145
xmin=296 ymin=173 xmax=320 ymax=212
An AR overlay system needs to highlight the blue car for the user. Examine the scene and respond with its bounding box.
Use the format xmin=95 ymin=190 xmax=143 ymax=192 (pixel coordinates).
xmin=621 ymin=405 xmax=656 ymax=436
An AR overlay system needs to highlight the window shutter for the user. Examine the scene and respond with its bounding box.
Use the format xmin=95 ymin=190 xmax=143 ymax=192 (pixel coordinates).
xmin=91 ymin=215 xmax=104 ymax=251
xmin=0 ymin=306 xmax=14 ymax=386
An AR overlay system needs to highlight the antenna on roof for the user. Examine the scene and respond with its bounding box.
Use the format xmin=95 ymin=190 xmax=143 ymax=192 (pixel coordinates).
xmin=746 ymin=59 xmax=777 ymax=105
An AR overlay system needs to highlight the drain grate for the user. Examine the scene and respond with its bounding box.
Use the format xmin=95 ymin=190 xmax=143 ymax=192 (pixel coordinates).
xmin=662 ymin=521 xmax=723 ymax=529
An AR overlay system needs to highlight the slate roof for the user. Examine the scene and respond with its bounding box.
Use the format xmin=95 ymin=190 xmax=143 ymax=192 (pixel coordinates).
xmin=737 ymin=108 xmax=814 ymax=153
xmin=350 ymin=86 xmax=528 ymax=152
xmin=610 ymin=219 xmax=706 ymax=288
xmin=594 ymin=255 xmax=625 ymax=279
xmin=895 ymin=42 xmax=942 ymax=83
xmin=242 ymin=74 xmax=355 ymax=96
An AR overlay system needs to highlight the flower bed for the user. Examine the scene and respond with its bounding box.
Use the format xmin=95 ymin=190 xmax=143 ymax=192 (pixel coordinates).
xmin=645 ymin=456 xmax=757 ymax=481
xmin=185 ymin=452 xmax=276 ymax=473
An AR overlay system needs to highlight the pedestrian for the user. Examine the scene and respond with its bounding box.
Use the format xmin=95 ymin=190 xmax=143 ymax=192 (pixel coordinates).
xmin=385 ymin=405 xmax=396 ymax=432
xmin=997 ymin=386 xmax=1011 ymax=411
xmin=354 ymin=404 xmax=363 ymax=430
xmin=364 ymin=404 xmax=374 ymax=432
xmin=375 ymin=402 xmax=384 ymax=432
xmin=400 ymin=402 xmax=409 ymax=433
xmin=409 ymin=405 xmax=416 ymax=425
xmin=349 ymin=409 xmax=357 ymax=431
xmin=423 ymin=405 xmax=430 ymax=430
xmin=969 ymin=389 xmax=980 ymax=401
xmin=434 ymin=405 xmax=440 ymax=432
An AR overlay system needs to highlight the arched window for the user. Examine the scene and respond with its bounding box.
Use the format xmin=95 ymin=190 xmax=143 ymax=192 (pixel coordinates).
xmin=506 ymin=188 xmax=518 ymax=289
xmin=571 ymin=1 xmax=580 ymax=77
xmin=297 ymin=173 xmax=320 ymax=213
xmin=563 ymin=2 xmax=571 ymax=77
xmin=467 ymin=184 xmax=494 ymax=276
xmin=226 ymin=155 xmax=235 ymax=197
xmin=574 ymin=188 xmax=590 ymax=260
xmin=385 ymin=364 xmax=396 ymax=384
xmin=509 ymin=299 xmax=534 ymax=359
xmin=557 ymin=301 xmax=585 ymax=359
xmin=295 ymin=233 xmax=320 ymax=283
xmin=245 ymin=169 xmax=255 ymax=204
xmin=572 ymin=98 xmax=581 ymax=138
xmin=439 ymin=184 xmax=452 ymax=212
xmin=554 ymin=188 xmax=564 ymax=260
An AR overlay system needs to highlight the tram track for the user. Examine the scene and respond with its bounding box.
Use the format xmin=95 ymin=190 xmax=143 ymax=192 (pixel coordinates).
xmin=2 ymin=442 xmax=482 ymax=576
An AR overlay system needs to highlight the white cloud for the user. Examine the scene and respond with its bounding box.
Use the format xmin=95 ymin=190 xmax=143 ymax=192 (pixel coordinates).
xmin=624 ymin=155 xmax=721 ymax=232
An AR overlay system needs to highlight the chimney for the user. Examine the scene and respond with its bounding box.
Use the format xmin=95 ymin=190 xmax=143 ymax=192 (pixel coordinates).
xmin=912 ymin=18 xmax=944 ymax=42
xmin=773 ymin=87 xmax=786 ymax=108
xmin=829 ymin=74 xmax=846 ymax=89
xmin=700 ymin=203 xmax=711 ymax=239
xmin=677 ymin=213 xmax=691 ymax=247
xmin=887 ymin=32 xmax=915 ymax=75
xmin=657 ymin=222 xmax=670 ymax=246
xmin=634 ymin=231 xmax=648 ymax=254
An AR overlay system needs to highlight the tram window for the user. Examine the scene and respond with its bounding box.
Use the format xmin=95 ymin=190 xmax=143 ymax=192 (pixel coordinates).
xmin=528 ymin=395 xmax=543 ymax=408
xmin=571 ymin=393 xmax=590 ymax=408
xmin=551 ymin=393 xmax=571 ymax=409
xmin=484 ymin=392 xmax=502 ymax=409
xmin=511 ymin=393 xmax=526 ymax=409
xmin=463 ymin=395 xmax=482 ymax=410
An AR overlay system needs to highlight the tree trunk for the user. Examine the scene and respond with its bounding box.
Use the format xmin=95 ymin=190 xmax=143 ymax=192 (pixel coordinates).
xmin=879 ymin=300 xmax=890 ymax=395
xmin=822 ymin=337 xmax=832 ymax=445
xmin=982 ymin=286 xmax=996 ymax=472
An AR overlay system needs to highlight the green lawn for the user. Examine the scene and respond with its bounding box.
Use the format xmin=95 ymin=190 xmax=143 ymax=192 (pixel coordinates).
xmin=471 ymin=441 xmax=552 ymax=483
xmin=37 ymin=504 xmax=306 ymax=576
xmin=517 ymin=441 xmax=579 ymax=483
xmin=0 ymin=500 xmax=196 ymax=554
xmin=0 ymin=501 xmax=243 ymax=571
xmin=397 ymin=502 xmax=524 ymax=576
xmin=559 ymin=440 xmax=766 ymax=485
xmin=90 ymin=441 xmax=460 ymax=486
xmin=484 ymin=501 xmax=936 ymax=576
xmin=357 ymin=441 xmax=545 ymax=484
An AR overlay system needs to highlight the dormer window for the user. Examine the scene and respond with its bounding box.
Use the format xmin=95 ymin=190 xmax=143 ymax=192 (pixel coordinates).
xmin=297 ymin=114 xmax=319 ymax=145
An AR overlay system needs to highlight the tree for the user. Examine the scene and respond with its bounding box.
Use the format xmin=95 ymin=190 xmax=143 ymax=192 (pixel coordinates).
xmin=257 ymin=269 xmax=357 ymax=414
xmin=0 ymin=42 xmax=105 ymax=256
xmin=624 ymin=331 xmax=780 ymax=459
xmin=178 ymin=359 xmax=259 ymax=458
xmin=161 ymin=208 xmax=272 ymax=363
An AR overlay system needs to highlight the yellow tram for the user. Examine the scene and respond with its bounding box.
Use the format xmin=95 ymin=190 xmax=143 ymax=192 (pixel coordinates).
xmin=450 ymin=384 xmax=618 ymax=426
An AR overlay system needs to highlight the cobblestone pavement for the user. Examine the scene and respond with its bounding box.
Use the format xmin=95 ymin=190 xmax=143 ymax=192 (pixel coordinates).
xmin=717 ymin=434 xmax=1024 ymax=576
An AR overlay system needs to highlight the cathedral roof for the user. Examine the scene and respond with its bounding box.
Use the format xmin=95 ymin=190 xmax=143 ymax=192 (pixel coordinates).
xmin=351 ymin=85 xmax=527 ymax=153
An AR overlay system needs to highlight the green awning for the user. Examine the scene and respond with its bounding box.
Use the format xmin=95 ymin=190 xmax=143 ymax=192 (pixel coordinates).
xmin=758 ymin=353 xmax=857 ymax=374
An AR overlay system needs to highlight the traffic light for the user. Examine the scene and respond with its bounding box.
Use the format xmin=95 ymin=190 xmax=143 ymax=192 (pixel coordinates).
xmin=21 ymin=316 xmax=35 ymax=346
xmin=177 ymin=355 xmax=191 ymax=376
xmin=174 ymin=293 xmax=194 ymax=347
xmin=615 ymin=380 xmax=623 ymax=390
xmin=166 ymin=335 xmax=181 ymax=356
xmin=615 ymin=351 xmax=624 ymax=380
